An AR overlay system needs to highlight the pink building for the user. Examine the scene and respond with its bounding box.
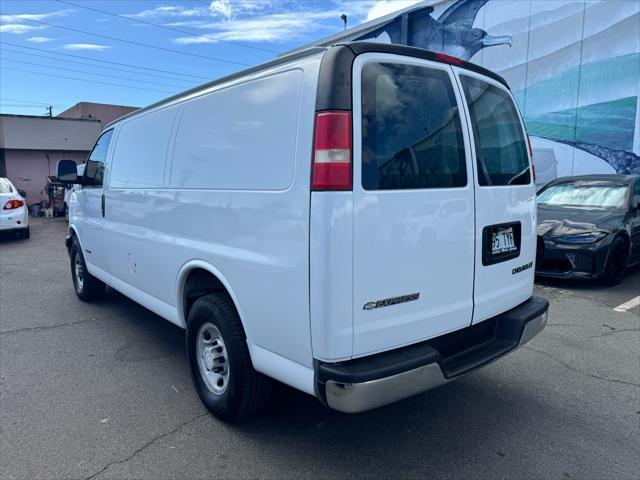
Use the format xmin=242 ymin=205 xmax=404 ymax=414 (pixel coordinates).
xmin=0 ymin=102 xmax=137 ymax=202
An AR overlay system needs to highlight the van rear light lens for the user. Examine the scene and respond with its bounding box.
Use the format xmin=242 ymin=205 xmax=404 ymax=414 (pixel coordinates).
xmin=3 ymin=199 xmax=24 ymax=210
xmin=312 ymin=111 xmax=351 ymax=191
xmin=527 ymin=134 xmax=535 ymax=182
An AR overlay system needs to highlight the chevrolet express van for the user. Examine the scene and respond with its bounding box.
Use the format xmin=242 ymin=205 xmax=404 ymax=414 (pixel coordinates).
xmin=57 ymin=42 xmax=549 ymax=421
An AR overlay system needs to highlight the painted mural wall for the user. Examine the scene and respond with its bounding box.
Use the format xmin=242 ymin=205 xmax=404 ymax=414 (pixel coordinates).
xmin=356 ymin=0 xmax=640 ymax=182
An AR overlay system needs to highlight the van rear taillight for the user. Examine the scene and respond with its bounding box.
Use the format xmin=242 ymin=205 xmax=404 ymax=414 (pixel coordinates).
xmin=312 ymin=111 xmax=351 ymax=191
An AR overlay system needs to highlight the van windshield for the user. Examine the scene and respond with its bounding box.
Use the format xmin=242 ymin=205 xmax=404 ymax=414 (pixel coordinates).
xmin=460 ymin=75 xmax=530 ymax=186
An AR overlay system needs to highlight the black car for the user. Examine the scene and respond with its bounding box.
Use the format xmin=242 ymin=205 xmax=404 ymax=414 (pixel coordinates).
xmin=536 ymin=174 xmax=640 ymax=285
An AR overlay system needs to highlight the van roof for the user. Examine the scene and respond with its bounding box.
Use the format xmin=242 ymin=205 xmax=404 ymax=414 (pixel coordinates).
xmin=107 ymin=41 xmax=509 ymax=128
xmin=106 ymin=45 xmax=327 ymax=128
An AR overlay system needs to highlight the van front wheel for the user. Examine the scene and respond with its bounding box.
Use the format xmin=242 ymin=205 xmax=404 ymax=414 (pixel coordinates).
xmin=186 ymin=293 xmax=271 ymax=422
xmin=70 ymin=238 xmax=106 ymax=301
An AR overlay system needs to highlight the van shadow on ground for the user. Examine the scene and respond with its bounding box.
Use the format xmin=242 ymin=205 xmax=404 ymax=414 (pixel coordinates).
xmin=100 ymin=288 xmax=589 ymax=478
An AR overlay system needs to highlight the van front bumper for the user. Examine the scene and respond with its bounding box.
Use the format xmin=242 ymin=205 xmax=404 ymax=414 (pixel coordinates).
xmin=315 ymin=296 xmax=549 ymax=413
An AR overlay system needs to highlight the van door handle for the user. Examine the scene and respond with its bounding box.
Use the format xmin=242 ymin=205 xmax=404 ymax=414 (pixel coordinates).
xmin=101 ymin=194 xmax=105 ymax=217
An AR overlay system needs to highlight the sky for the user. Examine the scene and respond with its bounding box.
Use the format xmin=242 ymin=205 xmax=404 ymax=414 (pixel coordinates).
xmin=0 ymin=0 xmax=424 ymax=116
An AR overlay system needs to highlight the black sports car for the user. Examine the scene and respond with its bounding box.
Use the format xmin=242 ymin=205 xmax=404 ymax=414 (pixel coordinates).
xmin=536 ymin=175 xmax=640 ymax=285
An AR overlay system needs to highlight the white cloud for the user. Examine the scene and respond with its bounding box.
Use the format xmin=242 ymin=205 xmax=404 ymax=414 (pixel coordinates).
xmin=135 ymin=1 xmax=426 ymax=46
xmin=63 ymin=43 xmax=111 ymax=51
xmin=173 ymin=10 xmax=341 ymax=44
xmin=0 ymin=9 xmax=73 ymax=23
xmin=365 ymin=0 xmax=425 ymax=21
xmin=132 ymin=1 xmax=277 ymax=21
xmin=27 ymin=36 xmax=53 ymax=43
xmin=130 ymin=5 xmax=209 ymax=19
xmin=0 ymin=24 xmax=45 ymax=34
xmin=209 ymin=0 xmax=233 ymax=19
xmin=0 ymin=9 xmax=72 ymax=35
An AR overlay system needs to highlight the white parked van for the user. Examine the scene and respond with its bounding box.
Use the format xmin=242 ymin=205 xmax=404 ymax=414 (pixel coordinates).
xmin=57 ymin=42 xmax=549 ymax=421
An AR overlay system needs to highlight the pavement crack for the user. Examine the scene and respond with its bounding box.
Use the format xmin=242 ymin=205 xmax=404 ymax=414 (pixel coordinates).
xmin=83 ymin=413 xmax=208 ymax=480
xmin=523 ymin=345 xmax=640 ymax=388
xmin=0 ymin=317 xmax=98 ymax=335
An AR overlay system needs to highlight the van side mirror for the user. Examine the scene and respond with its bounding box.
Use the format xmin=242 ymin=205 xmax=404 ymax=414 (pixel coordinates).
xmin=56 ymin=159 xmax=82 ymax=185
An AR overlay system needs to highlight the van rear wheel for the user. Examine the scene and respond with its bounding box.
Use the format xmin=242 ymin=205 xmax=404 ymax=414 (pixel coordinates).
xmin=70 ymin=238 xmax=106 ymax=301
xmin=186 ymin=293 xmax=271 ymax=422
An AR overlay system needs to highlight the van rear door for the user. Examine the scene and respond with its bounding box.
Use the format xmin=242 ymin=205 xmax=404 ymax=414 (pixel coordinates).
xmin=453 ymin=68 xmax=536 ymax=323
xmin=351 ymin=54 xmax=476 ymax=357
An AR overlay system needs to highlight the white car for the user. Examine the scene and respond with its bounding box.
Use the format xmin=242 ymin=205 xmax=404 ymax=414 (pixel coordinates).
xmin=0 ymin=177 xmax=29 ymax=239
xmin=57 ymin=42 xmax=549 ymax=421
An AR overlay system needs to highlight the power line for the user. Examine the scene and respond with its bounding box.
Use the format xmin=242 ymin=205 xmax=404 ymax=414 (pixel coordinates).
xmin=0 ymin=97 xmax=70 ymax=109
xmin=0 ymin=12 xmax=252 ymax=67
xmin=0 ymin=46 xmax=197 ymax=84
xmin=1 ymin=57 xmax=197 ymax=89
xmin=0 ymin=41 xmax=211 ymax=80
xmin=56 ymin=0 xmax=279 ymax=55
xmin=1 ymin=66 xmax=176 ymax=94
xmin=1 ymin=104 xmax=53 ymax=108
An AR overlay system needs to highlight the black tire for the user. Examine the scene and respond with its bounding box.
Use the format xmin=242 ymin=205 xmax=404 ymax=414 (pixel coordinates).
xmin=70 ymin=238 xmax=106 ymax=301
xmin=186 ymin=293 xmax=271 ymax=422
xmin=601 ymin=237 xmax=628 ymax=286
xmin=19 ymin=227 xmax=30 ymax=239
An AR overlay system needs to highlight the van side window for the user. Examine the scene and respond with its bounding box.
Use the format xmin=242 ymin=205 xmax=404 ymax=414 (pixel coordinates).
xmin=169 ymin=70 xmax=302 ymax=191
xmin=361 ymin=62 xmax=467 ymax=190
xmin=460 ymin=75 xmax=531 ymax=186
xmin=84 ymin=130 xmax=114 ymax=187
xmin=110 ymin=106 xmax=178 ymax=189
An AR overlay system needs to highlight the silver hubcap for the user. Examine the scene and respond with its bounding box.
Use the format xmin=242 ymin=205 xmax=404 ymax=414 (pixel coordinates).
xmin=196 ymin=323 xmax=229 ymax=395
xmin=74 ymin=254 xmax=84 ymax=290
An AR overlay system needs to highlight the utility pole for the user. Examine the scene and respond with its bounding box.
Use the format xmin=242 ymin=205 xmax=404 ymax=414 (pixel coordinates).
xmin=45 ymin=106 xmax=53 ymax=117
xmin=341 ymin=14 xmax=348 ymax=30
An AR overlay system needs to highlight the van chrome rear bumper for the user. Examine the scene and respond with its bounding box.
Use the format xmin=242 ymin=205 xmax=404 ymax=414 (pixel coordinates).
xmin=316 ymin=296 xmax=549 ymax=413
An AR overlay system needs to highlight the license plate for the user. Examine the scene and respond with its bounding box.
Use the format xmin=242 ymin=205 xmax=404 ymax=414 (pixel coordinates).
xmin=492 ymin=227 xmax=517 ymax=255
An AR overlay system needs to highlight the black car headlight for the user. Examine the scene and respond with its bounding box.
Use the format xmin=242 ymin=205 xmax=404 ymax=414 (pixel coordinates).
xmin=552 ymin=232 xmax=608 ymax=244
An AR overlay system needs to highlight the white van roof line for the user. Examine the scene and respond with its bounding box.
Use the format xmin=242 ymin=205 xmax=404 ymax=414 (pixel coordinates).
xmin=105 ymin=46 xmax=327 ymax=130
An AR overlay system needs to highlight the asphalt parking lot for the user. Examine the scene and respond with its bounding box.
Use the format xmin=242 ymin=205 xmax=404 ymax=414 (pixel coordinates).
xmin=1 ymin=217 xmax=638 ymax=480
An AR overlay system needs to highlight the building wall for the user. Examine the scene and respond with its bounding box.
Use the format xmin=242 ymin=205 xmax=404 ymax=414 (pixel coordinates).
xmin=0 ymin=115 xmax=101 ymax=151
xmin=353 ymin=0 xmax=639 ymax=179
xmin=462 ymin=0 xmax=640 ymax=177
xmin=58 ymin=102 xmax=138 ymax=127
xmin=3 ymin=149 xmax=87 ymax=201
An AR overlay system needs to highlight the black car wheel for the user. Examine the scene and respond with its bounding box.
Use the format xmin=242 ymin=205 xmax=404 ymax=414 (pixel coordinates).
xmin=70 ymin=238 xmax=106 ymax=301
xmin=186 ymin=293 xmax=271 ymax=422
xmin=601 ymin=237 xmax=628 ymax=286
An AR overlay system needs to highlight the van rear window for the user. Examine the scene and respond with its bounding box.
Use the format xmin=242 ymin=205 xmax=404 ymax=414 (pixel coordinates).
xmin=460 ymin=75 xmax=530 ymax=186
xmin=361 ymin=63 xmax=467 ymax=190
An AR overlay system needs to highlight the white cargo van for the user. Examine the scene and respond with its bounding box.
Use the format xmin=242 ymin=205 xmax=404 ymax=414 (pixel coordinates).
xmin=57 ymin=42 xmax=549 ymax=421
